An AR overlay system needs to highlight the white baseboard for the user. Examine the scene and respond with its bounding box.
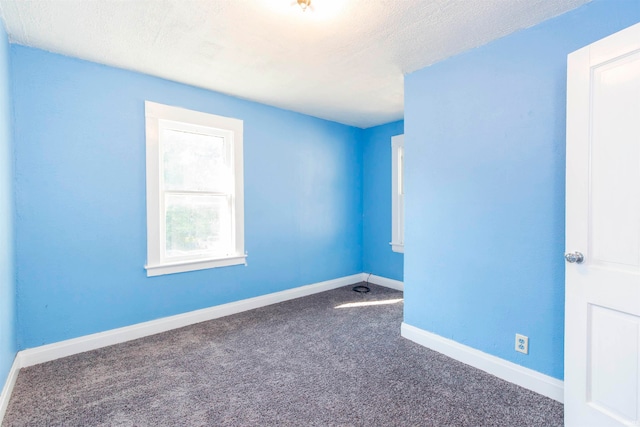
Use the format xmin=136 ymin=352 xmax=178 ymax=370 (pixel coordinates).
xmin=0 ymin=356 xmax=21 ymax=422
xmin=401 ymin=322 xmax=564 ymax=403
xmin=363 ymin=273 xmax=404 ymax=291
xmin=19 ymin=273 xmax=363 ymax=368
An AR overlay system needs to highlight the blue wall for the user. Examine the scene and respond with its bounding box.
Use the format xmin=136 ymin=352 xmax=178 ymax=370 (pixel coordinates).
xmin=11 ymin=46 xmax=364 ymax=349
xmin=404 ymin=0 xmax=640 ymax=379
xmin=0 ymin=23 xmax=16 ymax=388
xmin=362 ymin=121 xmax=404 ymax=281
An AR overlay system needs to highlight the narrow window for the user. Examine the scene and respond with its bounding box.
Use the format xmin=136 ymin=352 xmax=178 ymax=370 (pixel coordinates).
xmin=144 ymin=102 xmax=245 ymax=276
xmin=391 ymin=134 xmax=404 ymax=253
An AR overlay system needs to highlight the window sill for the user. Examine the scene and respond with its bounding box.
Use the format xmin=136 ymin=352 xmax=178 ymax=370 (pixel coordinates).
xmin=390 ymin=242 xmax=404 ymax=254
xmin=145 ymin=254 xmax=247 ymax=277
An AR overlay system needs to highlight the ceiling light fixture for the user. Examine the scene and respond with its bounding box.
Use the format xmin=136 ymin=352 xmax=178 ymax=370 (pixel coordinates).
xmin=296 ymin=0 xmax=313 ymax=12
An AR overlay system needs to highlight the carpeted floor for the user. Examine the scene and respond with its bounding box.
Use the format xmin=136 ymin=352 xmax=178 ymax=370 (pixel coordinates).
xmin=3 ymin=283 xmax=563 ymax=426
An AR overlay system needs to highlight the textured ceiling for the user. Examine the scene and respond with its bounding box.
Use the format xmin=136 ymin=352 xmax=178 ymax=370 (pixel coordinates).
xmin=0 ymin=0 xmax=589 ymax=128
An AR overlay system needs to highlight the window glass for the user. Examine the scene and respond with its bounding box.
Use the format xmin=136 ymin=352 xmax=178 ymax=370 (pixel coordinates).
xmin=145 ymin=101 xmax=245 ymax=276
xmin=164 ymin=194 xmax=230 ymax=258
xmin=162 ymin=129 xmax=227 ymax=193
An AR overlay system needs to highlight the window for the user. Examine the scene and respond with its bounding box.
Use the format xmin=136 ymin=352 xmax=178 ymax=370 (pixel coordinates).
xmin=391 ymin=134 xmax=404 ymax=253
xmin=144 ymin=101 xmax=245 ymax=276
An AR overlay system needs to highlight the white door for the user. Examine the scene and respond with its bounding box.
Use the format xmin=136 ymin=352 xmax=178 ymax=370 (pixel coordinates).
xmin=565 ymin=22 xmax=640 ymax=427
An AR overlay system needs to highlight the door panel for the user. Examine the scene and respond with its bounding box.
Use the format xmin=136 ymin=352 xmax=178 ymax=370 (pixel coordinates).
xmin=589 ymin=53 xmax=640 ymax=269
xmin=565 ymin=22 xmax=640 ymax=427
xmin=588 ymin=304 xmax=640 ymax=423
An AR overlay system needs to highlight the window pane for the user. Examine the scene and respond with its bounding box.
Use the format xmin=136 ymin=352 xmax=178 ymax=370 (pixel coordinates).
xmin=162 ymin=129 xmax=230 ymax=192
xmin=164 ymin=194 xmax=231 ymax=258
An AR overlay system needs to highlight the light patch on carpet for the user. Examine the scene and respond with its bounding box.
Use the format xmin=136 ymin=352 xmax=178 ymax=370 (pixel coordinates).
xmin=334 ymin=298 xmax=403 ymax=308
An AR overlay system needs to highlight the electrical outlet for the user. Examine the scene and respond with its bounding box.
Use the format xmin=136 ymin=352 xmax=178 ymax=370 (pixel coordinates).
xmin=515 ymin=334 xmax=528 ymax=354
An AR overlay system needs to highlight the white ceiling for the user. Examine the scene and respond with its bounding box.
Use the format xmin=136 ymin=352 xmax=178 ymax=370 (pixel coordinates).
xmin=0 ymin=0 xmax=589 ymax=128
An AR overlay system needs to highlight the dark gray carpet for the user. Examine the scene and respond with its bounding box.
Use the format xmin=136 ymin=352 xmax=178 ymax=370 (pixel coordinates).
xmin=3 ymin=283 xmax=563 ymax=426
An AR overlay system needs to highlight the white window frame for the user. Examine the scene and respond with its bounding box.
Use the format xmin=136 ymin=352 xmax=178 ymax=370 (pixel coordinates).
xmin=390 ymin=134 xmax=404 ymax=253
xmin=144 ymin=101 xmax=246 ymax=277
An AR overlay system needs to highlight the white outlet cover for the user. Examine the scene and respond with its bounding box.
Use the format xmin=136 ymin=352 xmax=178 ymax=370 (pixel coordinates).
xmin=515 ymin=333 xmax=529 ymax=354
